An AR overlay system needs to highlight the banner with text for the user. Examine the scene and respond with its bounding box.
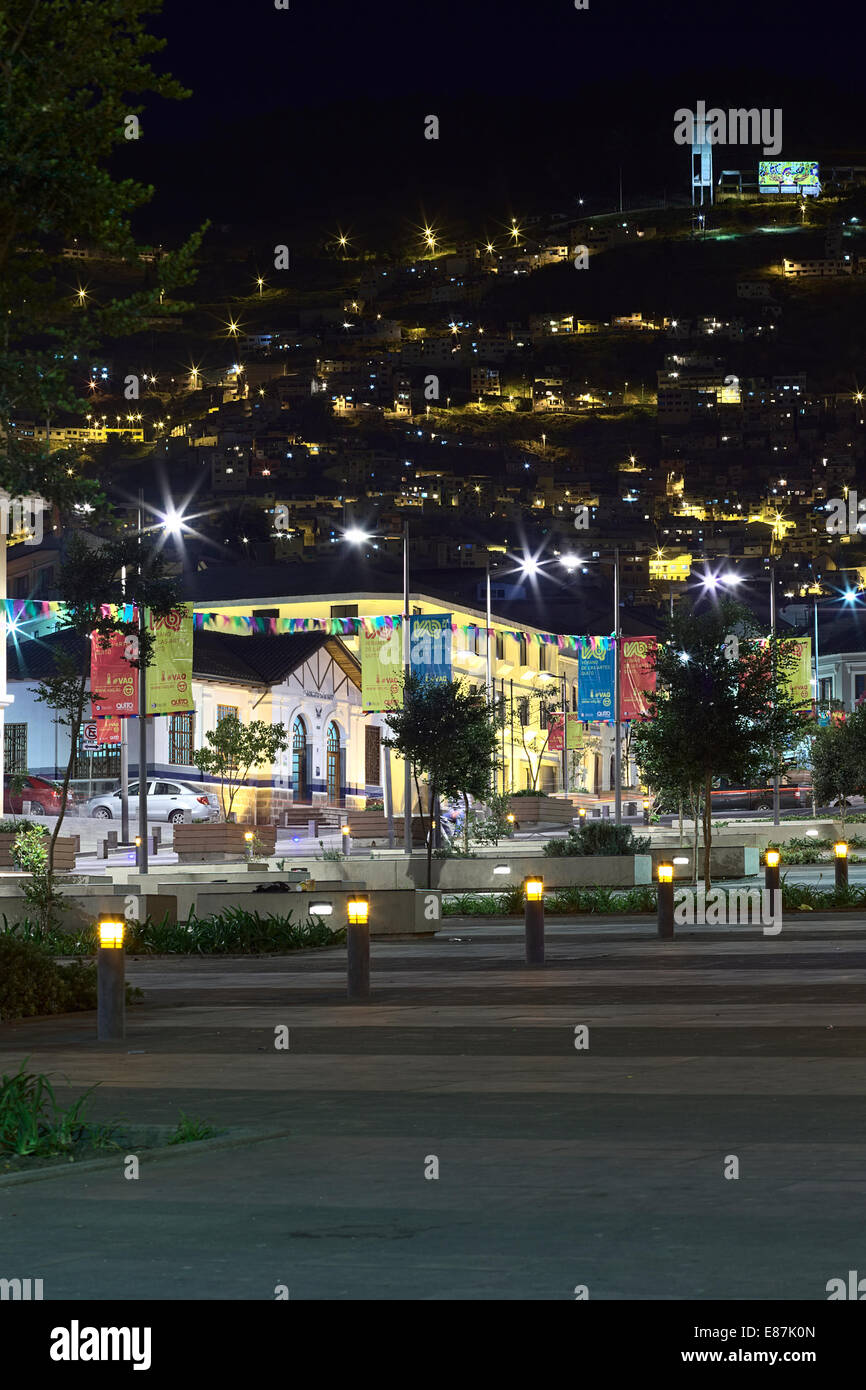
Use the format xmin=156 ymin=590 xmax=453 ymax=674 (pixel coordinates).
xmin=361 ymin=624 xmax=404 ymax=712
xmin=146 ymin=605 xmax=194 ymax=716
xmin=781 ymin=637 xmax=812 ymax=710
xmin=410 ymin=613 xmax=452 ymax=686
xmin=578 ymin=638 xmax=615 ymax=722
xmin=90 ymin=630 xmax=138 ymax=718
xmin=620 ymin=636 xmax=657 ymax=721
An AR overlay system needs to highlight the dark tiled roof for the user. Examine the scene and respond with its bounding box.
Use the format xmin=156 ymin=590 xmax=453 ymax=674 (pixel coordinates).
xmin=7 ymin=628 xmax=360 ymax=689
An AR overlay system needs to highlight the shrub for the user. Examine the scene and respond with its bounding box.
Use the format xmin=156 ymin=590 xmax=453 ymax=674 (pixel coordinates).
xmin=543 ymin=821 xmax=651 ymax=857
xmin=0 ymin=818 xmax=46 ymax=835
xmin=0 ymin=936 xmax=106 ymax=1021
xmin=10 ymin=826 xmax=67 ymax=930
xmin=510 ymin=788 xmax=549 ymax=797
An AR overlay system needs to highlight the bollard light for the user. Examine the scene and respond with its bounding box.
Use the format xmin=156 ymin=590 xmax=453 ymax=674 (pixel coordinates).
xmin=834 ymin=841 xmax=849 ymax=890
xmin=98 ymin=918 xmax=125 ymax=949
xmin=347 ymin=897 xmax=369 ymax=925
xmin=134 ymin=836 xmax=141 ymax=847
xmin=244 ymin=831 xmax=254 ymax=843
xmin=834 ymin=841 xmax=849 ymax=859
xmin=506 ymin=813 xmax=516 ymax=825
xmin=657 ymin=862 xmax=674 ymax=883
xmin=766 ymin=849 xmax=781 ymax=868
xmin=657 ymin=864 xmax=675 ymax=939
xmin=578 ymin=807 xmax=587 ymax=822
xmin=765 ymin=847 xmax=781 ymax=895
xmin=97 ymin=916 xmax=126 ymax=1040
xmin=523 ymin=876 xmax=545 ymax=964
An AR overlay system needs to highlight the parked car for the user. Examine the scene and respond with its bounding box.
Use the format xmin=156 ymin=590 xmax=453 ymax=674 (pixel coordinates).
xmin=84 ymin=780 xmax=220 ymax=823
xmin=3 ymin=775 xmax=70 ymax=816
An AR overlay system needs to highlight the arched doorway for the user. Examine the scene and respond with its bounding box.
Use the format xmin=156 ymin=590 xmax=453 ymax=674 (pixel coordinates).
xmin=326 ymin=721 xmax=341 ymax=804
xmin=292 ymin=716 xmax=308 ymax=802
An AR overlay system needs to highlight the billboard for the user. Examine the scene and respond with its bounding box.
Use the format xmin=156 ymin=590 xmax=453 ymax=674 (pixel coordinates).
xmin=758 ymin=160 xmax=820 ymax=195
xmin=146 ymin=604 xmax=194 ymax=716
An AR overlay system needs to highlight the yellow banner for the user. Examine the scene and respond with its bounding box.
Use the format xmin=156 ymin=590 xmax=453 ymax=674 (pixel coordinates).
xmin=781 ymin=636 xmax=812 ymax=710
xmin=146 ymin=604 xmax=194 ymax=715
xmin=361 ymin=627 xmax=404 ymax=712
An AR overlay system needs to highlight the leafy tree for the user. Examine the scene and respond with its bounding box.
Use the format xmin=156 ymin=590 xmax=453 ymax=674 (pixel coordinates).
xmin=194 ymin=714 xmax=290 ymax=821
xmin=29 ymin=531 xmax=183 ymax=869
xmin=0 ymin=0 xmax=205 ymax=507
xmin=383 ymin=674 xmax=500 ymax=885
xmin=631 ymin=601 xmax=804 ymax=889
xmin=810 ymin=705 xmax=866 ymax=827
xmin=507 ymin=687 xmax=560 ymax=792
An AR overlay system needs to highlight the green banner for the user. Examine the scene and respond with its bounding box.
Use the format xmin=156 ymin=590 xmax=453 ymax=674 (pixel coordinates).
xmin=361 ymin=625 xmax=404 ymax=712
xmin=566 ymin=712 xmax=584 ymax=749
xmin=146 ymin=604 xmax=194 ymax=715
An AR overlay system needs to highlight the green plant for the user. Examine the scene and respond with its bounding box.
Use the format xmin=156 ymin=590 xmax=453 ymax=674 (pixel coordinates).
xmin=194 ymin=714 xmax=289 ymax=820
xmin=167 ymin=1112 xmax=218 ymax=1145
xmin=510 ymin=788 xmax=549 ymax=797
xmin=0 ymin=1061 xmax=98 ymax=1157
xmin=543 ymin=821 xmax=651 ymax=857
xmin=0 ymin=817 xmax=45 ymax=834
xmin=10 ymin=826 xmax=68 ymax=931
xmin=318 ymin=840 xmax=345 ymax=862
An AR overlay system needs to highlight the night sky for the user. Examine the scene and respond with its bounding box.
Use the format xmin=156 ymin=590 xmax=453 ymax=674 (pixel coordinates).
xmin=132 ymin=0 xmax=866 ymax=239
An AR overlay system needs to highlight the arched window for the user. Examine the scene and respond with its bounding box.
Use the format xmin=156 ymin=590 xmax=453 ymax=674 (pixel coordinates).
xmin=292 ymin=716 xmax=307 ymax=801
xmin=326 ymin=721 xmax=341 ymax=803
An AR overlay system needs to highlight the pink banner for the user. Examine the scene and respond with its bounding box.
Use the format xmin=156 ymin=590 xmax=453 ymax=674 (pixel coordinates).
xmin=91 ymin=631 xmax=138 ymax=717
xmin=620 ymin=637 xmax=656 ymax=721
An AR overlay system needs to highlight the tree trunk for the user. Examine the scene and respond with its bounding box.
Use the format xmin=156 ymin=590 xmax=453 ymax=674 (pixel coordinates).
xmin=678 ymin=797 xmax=684 ymax=848
xmin=691 ymin=788 xmax=700 ymax=886
xmin=703 ymin=770 xmax=713 ymax=892
xmin=49 ymin=678 xmax=87 ymax=873
xmin=425 ymin=780 xmax=436 ymax=889
xmin=462 ymin=791 xmax=470 ymax=855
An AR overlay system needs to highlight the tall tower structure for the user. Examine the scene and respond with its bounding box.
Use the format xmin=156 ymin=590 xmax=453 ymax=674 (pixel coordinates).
xmin=691 ymin=107 xmax=713 ymax=206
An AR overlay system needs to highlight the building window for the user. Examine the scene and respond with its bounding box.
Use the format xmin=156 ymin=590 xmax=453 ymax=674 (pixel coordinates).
xmin=330 ymin=603 xmax=358 ymax=619
xmin=217 ymin=704 xmax=238 ymax=724
xmin=518 ymin=697 xmax=530 ymax=727
xmin=856 ymin=675 xmax=866 ymax=706
xmin=169 ymin=712 xmax=195 ymax=765
xmin=326 ymin=721 xmax=341 ymax=802
xmin=292 ymin=716 xmax=308 ymax=800
xmin=819 ymin=677 xmax=833 ymax=703
xmin=474 ymin=627 xmax=486 ymax=657
xmin=72 ymin=734 xmax=120 ymax=780
xmin=365 ymin=725 xmax=381 ymax=784
xmin=518 ymin=637 xmax=528 ymax=666
xmin=495 ymin=634 xmax=505 ymax=661
xmin=4 ymin=723 xmax=27 ymax=775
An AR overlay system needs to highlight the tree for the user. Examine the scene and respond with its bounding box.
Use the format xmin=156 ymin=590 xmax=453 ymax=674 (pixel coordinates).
xmin=194 ymin=715 xmax=290 ymax=821
xmin=29 ymin=531 xmax=184 ymax=869
xmin=810 ymin=705 xmax=866 ymax=827
xmin=0 ymin=0 xmax=205 ymax=508
xmin=383 ymin=675 xmax=500 ymax=885
xmin=631 ymin=601 xmax=804 ymax=890
xmin=507 ymin=687 xmax=560 ymax=792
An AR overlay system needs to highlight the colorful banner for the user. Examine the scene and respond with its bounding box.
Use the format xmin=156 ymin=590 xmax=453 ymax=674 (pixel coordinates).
xmin=566 ymin=712 xmax=584 ymax=749
xmin=361 ymin=626 xmax=404 ymax=712
xmin=620 ymin=636 xmax=657 ymax=720
xmin=548 ymin=713 xmax=565 ymax=752
xmin=97 ymin=716 xmax=122 ymax=746
xmin=578 ymin=637 xmax=615 ymax=721
xmin=410 ymin=613 xmax=452 ymax=685
xmin=90 ymin=631 xmax=138 ymax=717
xmin=146 ymin=604 xmax=194 ymax=715
xmin=781 ymin=637 xmax=812 ymax=711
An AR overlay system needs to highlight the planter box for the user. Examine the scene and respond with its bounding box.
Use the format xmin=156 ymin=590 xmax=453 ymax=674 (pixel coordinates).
xmin=0 ymin=832 xmax=76 ymax=871
xmin=346 ymin=812 xmax=426 ymax=846
xmin=507 ymin=796 xmax=574 ymax=826
xmin=173 ymin=822 xmax=278 ymax=864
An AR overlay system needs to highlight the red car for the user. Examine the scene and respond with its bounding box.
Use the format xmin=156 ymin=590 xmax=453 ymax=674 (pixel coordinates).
xmin=3 ymin=775 xmax=67 ymax=816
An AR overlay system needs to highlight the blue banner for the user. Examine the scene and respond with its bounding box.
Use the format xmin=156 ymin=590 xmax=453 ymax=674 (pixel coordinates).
xmin=578 ymin=637 xmax=615 ymax=721
xmin=410 ymin=613 xmax=452 ymax=686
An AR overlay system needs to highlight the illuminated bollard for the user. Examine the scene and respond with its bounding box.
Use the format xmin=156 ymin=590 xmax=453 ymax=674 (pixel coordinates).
xmin=834 ymin=841 xmax=849 ymax=891
xmin=642 ymin=798 xmax=650 ymax=827
xmin=577 ymin=808 xmax=587 ymax=827
xmin=342 ymin=825 xmax=353 ymax=856
xmin=347 ymin=897 xmax=370 ymax=1001
xmin=765 ymin=847 xmax=781 ymax=896
xmin=97 ymin=917 xmax=126 ymax=1041
xmin=524 ymin=875 xmax=544 ymax=965
xmin=657 ymin=862 xmax=674 ymax=940
xmin=134 ymin=835 xmax=141 ymax=867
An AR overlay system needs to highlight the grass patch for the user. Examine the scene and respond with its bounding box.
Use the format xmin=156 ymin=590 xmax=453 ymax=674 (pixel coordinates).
xmin=444 ymin=885 xmax=658 ymax=916
xmin=2 ymin=908 xmax=346 ymax=957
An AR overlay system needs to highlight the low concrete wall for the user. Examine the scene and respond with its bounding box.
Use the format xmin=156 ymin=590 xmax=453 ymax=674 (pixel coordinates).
xmin=650 ymin=846 xmax=760 ymax=880
xmin=191 ymin=887 xmax=440 ymax=938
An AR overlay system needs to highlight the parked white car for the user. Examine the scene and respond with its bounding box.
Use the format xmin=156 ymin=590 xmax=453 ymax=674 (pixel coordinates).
xmin=85 ymin=780 xmax=220 ymax=824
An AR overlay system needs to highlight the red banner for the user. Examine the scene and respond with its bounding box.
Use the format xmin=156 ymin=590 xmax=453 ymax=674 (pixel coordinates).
xmin=548 ymin=713 xmax=564 ymax=751
xmin=620 ymin=636 xmax=656 ymax=721
xmin=91 ymin=631 xmax=138 ymax=717
xmin=97 ymin=716 xmax=122 ymax=745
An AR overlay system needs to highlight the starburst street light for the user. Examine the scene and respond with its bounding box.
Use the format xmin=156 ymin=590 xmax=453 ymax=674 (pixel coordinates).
xmin=75 ymin=285 xmax=89 ymax=306
xmin=224 ymin=317 xmax=241 ymax=338
xmin=255 ymin=276 xmax=265 ymax=295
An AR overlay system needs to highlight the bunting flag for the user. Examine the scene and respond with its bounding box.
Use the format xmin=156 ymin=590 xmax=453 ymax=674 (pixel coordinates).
xmin=191 ymin=609 xmax=586 ymax=648
xmin=620 ymin=636 xmax=657 ymax=721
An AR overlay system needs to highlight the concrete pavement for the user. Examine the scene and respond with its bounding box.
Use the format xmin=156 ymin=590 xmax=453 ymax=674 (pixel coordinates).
xmin=1 ymin=919 xmax=865 ymax=1299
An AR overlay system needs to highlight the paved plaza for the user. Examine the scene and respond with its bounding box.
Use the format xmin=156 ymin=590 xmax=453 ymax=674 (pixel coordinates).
xmin=1 ymin=917 xmax=865 ymax=1300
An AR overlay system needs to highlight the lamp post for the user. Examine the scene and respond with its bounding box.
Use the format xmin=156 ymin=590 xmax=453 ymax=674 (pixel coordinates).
xmin=97 ymin=916 xmax=126 ymax=1040
xmin=524 ymin=875 xmax=544 ymax=964
xmin=834 ymin=840 xmax=849 ymax=890
xmin=765 ymin=847 xmax=781 ymax=895
xmin=657 ymin=861 xmax=675 ymax=939
xmin=346 ymin=896 xmax=370 ymax=999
